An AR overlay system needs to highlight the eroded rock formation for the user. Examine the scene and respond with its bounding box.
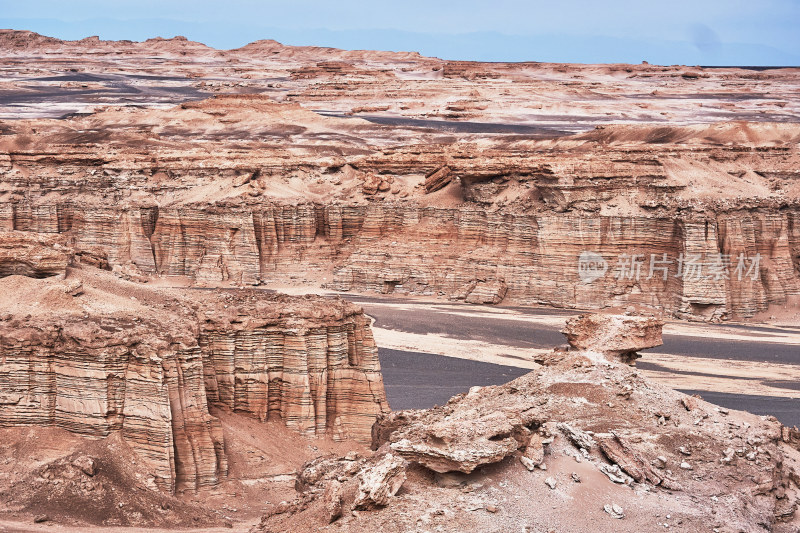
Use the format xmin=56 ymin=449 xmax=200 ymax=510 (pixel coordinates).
xmin=1 ymin=97 xmax=798 ymax=320
xmin=365 ymin=352 xmax=800 ymax=532
xmin=1 ymin=33 xmax=799 ymax=322
xmin=3 ymin=197 xmax=798 ymax=321
xmin=0 ymin=230 xmax=70 ymax=278
xmin=562 ymin=313 xmax=664 ymax=364
xmin=381 ymin=387 xmax=540 ymax=474
xmin=0 ymin=268 xmax=388 ymax=492
xmin=198 ymin=296 xmax=387 ymax=442
xmin=1 ymin=29 xmax=799 ymax=533
xmin=259 ymin=324 xmax=800 ymax=532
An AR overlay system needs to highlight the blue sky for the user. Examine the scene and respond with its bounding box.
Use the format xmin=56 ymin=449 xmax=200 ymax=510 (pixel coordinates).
xmin=2 ymin=0 xmax=799 ymax=65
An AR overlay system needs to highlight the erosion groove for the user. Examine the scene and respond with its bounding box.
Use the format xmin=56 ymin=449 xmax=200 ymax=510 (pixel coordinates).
xmin=3 ymin=203 xmax=797 ymax=319
xmin=0 ymin=270 xmax=388 ymax=493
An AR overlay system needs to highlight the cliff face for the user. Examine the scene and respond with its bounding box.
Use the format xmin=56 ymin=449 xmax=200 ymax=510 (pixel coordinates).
xmin=0 ymin=313 xmax=221 ymax=493
xmin=0 ymin=272 xmax=388 ymax=493
xmin=330 ymin=206 xmax=800 ymax=320
xmin=3 ymin=202 xmax=797 ymax=319
xmin=1 ymin=94 xmax=799 ymax=321
xmin=197 ymin=300 xmax=386 ymax=443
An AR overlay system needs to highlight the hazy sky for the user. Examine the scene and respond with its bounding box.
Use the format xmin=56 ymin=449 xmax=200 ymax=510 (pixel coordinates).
xmin=2 ymin=0 xmax=799 ymax=65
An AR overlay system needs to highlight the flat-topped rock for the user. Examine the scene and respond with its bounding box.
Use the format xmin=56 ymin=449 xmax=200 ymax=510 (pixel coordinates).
xmin=562 ymin=313 xmax=664 ymax=364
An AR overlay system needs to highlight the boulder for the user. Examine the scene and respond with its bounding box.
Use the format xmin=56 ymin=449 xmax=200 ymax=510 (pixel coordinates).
xmin=353 ymin=453 xmax=407 ymax=509
xmin=595 ymin=432 xmax=662 ymax=485
xmin=376 ymin=391 xmax=541 ymax=473
xmin=464 ymin=279 xmax=508 ymax=305
xmin=322 ymin=480 xmax=343 ymax=523
xmin=71 ymin=456 xmax=97 ymax=477
xmin=423 ymin=165 xmax=452 ymax=193
xmin=557 ymin=423 xmax=595 ymax=451
xmin=519 ymin=434 xmax=545 ymax=471
xmin=362 ymin=173 xmax=381 ymax=195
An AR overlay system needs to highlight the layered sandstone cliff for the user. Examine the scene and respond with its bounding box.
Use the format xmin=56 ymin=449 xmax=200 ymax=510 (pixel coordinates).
xmin=0 ymin=38 xmax=799 ymax=321
xmin=0 ymin=267 xmax=388 ymax=492
xmin=0 ymin=230 xmax=70 ymax=278
xmin=197 ymin=295 xmax=387 ymax=442
xmin=3 ymin=201 xmax=796 ymax=320
xmin=0 ymin=309 xmax=224 ymax=493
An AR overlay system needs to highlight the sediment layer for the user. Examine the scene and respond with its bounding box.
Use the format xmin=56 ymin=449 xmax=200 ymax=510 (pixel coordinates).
xmin=0 ymin=270 xmax=388 ymax=492
xmin=3 ymin=201 xmax=797 ymax=319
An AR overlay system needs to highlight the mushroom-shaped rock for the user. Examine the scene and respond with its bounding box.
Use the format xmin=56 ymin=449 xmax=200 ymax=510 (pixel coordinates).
xmin=561 ymin=313 xmax=663 ymax=364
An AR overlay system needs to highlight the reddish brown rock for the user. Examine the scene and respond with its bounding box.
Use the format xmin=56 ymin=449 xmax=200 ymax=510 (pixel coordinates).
xmin=595 ymin=432 xmax=662 ymax=485
xmin=0 ymin=231 xmax=69 ymax=278
xmin=424 ymin=166 xmax=453 ymax=193
xmin=0 ymin=268 xmax=388 ymax=492
xmin=464 ymin=279 xmax=508 ymax=305
xmin=323 ymin=480 xmax=344 ymax=523
xmin=352 ymin=453 xmax=407 ymax=509
xmin=362 ymin=173 xmax=381 ymax=195
xmin=519 ymin=433 xmax=546 ymax=471
xmin=561 ymin=313 xmax=664 ymax=364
